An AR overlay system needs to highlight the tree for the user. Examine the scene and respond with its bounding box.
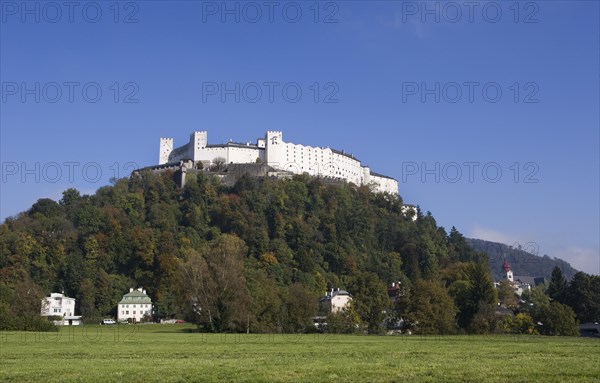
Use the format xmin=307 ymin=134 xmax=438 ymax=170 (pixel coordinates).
xmin=469 ymin=262 xmax=497 ymax=307
xmin=566 ymin=272 xmax=600 ymax=323
xmin=520 ymin=285 xmax=550 ymax=320
xmin=177 ymin=234 xmax=250 ymax=332
xmin=450 ymin=262 xmax=497 ymax=331
xmin=547 ymin=266 xmax=568 ymax=304
xmin=210 ymin=157 xmax=226 ymax=172
xmin=400 ymin=280 xmax=457 ymax=335
xmin=247 ymin=268 xmax=282 ymax=332
xmin=470 ymin=301 xmax=498 ymax=334
xmin=60 ymin=188 xmax=81 ymax=207
xmin=282 ymin=283 xmax=318 ymax=333
xmin=538 ymin=302 xmax=579 ymax=336
xmin=448 ymin=279 xmax=472 ymax=329
xmin=501 ymin=313 xmax=537 ymax=335
xmin=348 ymin=272 xmax=390 ymax=334
xmin=497 ymin=280 xmax=517 ymax=308
xmin=326 ymin=305 xmax=361 ymax=334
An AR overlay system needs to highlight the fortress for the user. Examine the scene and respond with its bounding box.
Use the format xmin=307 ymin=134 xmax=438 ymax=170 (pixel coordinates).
xmin=154 ymin=131 xmax=398 ymax=194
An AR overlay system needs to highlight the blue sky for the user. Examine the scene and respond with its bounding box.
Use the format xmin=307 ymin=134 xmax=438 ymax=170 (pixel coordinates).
xmin=1 ymin=1 xmax=598 ymax=275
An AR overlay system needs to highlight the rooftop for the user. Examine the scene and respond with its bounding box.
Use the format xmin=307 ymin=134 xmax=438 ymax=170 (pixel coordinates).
xmin=118 ymin=288 xmax=152 ymax=305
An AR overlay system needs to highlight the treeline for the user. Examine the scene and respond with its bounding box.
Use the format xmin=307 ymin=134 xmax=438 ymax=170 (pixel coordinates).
xmin=0 ymin=171 xmax=596 ymax=334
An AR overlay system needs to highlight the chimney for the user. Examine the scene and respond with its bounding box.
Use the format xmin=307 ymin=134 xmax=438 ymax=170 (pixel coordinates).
xmin=129 ymin=288 xmax=133 ymax=293
xmin=142 ymin=289 xmax=146 ymax=295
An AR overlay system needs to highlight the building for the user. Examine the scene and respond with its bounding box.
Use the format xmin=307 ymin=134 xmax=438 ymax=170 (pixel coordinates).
xmin=117 ymin=288 xmax=153 ymax=324
xmin=155 ymin=131 xmax=399 ymax=194
xmin=387 ymin=281 xmax=405 ymax=303
xmin=40 ymin=292 xmax=82 ymax=325
xmin=495 ymin=258 xmax=545 ymax=297
xmin=319 ymin=288 xmax=353 ymax=314
xmin=41 ymin=292 xmax=76 ymax=317
xmin=579 ymin=323 xmax=600 ymax=338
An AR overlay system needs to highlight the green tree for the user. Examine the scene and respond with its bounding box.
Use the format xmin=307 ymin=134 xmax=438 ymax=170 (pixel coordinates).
xmin=566 ymin=272 xmax=600 ymax=323
xmin=538 ymin=301 xmax=579 ymax=336
xmin=282 ymin=283 xmax=318 ymax=333
xmin=326 ymin=305 xmax=361 ymax=334
xmin=547 ymin=266 xmax=568 ymax=304
xmin=177 ymin=234 xmax=250 ymax=332
xmin=401 ymin=280 xmax=457 ymax=335
xmin=470 ymin=301 xmax=499 ymax=334
xmin=497 ymin=280 xmax=517 ymax=308
xmin=502 ymin=313 xmax=537 ymax=335
xmin=348 ymin=272 xmax=390 ymax=334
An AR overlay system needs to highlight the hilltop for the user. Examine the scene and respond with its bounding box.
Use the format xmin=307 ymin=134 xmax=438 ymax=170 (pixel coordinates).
xmin=466 ymin=238 xmax=579 ymax=282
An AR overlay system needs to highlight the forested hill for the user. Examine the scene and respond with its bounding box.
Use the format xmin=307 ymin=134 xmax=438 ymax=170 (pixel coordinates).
xmin=3 ymin=170 xmax=596 ymax=334
xmin=466 ymin=239 xmax=579 ymax=282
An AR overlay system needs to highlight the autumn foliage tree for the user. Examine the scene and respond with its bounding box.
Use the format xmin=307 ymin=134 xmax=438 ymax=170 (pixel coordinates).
xmin=177 ymin=234 xmax=250 ymax=332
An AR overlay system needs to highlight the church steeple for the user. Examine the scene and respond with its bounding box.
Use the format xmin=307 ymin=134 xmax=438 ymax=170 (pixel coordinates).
xmin=502 ymin=257 xmax=514 ymax=282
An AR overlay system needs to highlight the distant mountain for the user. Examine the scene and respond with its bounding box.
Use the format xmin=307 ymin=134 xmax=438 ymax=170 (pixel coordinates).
xmin=467 ymin=238 xmax=579 ymax=282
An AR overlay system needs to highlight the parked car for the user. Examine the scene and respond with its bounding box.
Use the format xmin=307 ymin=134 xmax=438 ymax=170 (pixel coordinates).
xmin=175 ymin=319 xmax=186 ymax=324
xmin=101 ymin=319 xmax=116 ymax=325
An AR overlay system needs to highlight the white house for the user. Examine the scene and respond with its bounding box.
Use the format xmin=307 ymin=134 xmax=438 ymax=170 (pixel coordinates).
xmin=117 ymin=288 xmax=153 ymax=323
xmin=319 ymin=288 xmax=353 ymax=314
xmin=155 ymin=130 xmax=399 ymax=194
xmin=41 ymin=292 xmax=75 ymax=317
xmin=40 ymin=292 xmax=82 ymax=325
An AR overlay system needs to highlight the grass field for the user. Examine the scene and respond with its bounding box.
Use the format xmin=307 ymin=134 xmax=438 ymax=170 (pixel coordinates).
xmin=1 ymin=324 xmax=598 ymax=382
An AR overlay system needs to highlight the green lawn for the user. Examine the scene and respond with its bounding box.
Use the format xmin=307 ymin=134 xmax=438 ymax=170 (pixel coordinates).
xmin=1 ymin=325 xmax=598 ymax=382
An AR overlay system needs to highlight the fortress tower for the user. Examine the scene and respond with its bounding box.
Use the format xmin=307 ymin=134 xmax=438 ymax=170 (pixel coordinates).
xmin=191 ymin=131 xmax=207 ymax=161
xmin=265 ymin=131 xmax=284 ymax=165
xmin=159 ymin=138 xmax=174 ymax=165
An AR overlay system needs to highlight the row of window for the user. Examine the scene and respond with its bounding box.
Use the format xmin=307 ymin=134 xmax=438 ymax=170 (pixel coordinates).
xmin=121 ymin=304 xmax=149 ymax=308
xmin=121 ymin=310 xmax=149 ymax=316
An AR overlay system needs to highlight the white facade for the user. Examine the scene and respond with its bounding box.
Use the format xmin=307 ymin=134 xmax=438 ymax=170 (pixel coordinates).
xmin=41 ymin=293 xmax=75 ymax=317
xmin=320 ymin=289 xmax=353 ymax=314
xmin=117 ymin=288 xmax=153 ymax=323
xmin=158 ymin=131 xmax=398 ymax=194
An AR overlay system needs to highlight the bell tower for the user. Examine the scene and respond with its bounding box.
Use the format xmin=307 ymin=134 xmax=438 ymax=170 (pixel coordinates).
xmin=502 ymin=258 xmax=514 ymax=282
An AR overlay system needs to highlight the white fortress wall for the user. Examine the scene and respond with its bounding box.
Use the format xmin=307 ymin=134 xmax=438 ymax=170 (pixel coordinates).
xmin=156 ymin=130 xmax=398 ymax=194
xmin=369 ymin=174 xmax=399 ymax=194
xmin=199 ymin=146 xmax=229 ymax=163
xmin=226 ymin=145 xmax=262 ymax=164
